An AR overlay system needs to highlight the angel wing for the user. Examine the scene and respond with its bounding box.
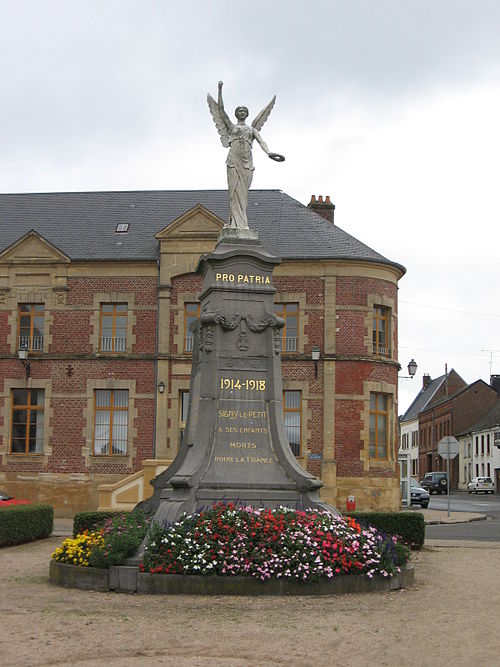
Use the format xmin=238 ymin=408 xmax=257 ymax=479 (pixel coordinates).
xmin=207 ymin=93 xmax=231 ymax=148
xmin=251 ymin=95 xmax=276 ymax=131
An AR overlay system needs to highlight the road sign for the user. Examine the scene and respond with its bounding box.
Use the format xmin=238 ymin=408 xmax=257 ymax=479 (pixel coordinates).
xmin=438 ymin=436 xmax=459 ymax=460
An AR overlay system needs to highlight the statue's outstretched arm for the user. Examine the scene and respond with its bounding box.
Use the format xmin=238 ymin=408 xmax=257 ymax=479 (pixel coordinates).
xmin=207 ymin=82 xmax=231 ymax=147
xmin=217 ymin=81 xmax=232 ymax=132
xmin=253 ymin=129 xmax=270 ymax=155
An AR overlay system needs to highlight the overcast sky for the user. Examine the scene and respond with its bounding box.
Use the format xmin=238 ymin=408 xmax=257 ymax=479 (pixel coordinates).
xmin=1 ymin=0 xmax=499 ymax=413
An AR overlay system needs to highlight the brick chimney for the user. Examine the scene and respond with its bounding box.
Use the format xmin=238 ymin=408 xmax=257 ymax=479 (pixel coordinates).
xmin=422 ymin=374 xmax=431 ymax=389
xmin=490 ymin=375 xmax=500 ymax=394
xmin=308 ymin=195 xmax=335 ymax=223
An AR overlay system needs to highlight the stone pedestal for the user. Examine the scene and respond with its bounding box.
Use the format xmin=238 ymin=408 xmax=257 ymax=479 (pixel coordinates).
xmin=140 ymin=235 xmax=336 ymax=525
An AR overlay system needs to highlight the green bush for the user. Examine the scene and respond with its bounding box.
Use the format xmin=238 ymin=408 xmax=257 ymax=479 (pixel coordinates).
xmin=88 ymin=511 xmax=148 ymax=568
xmin=73 ymin=510 xmax=129 ymax=538
xmin=0 ymin=504 xmax=54 ymax=546
xmin=345 ymin=511 xmax=425 ymax=550
xmin=55 ymin=511 xmax=148 ymax=568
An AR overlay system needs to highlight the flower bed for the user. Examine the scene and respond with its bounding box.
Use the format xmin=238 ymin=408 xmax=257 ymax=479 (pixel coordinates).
xmin=51 ymin=511 xmax=148 ymax=569
xmin=49 ymin=503 xmax=413 ymax=594
xmin=140 ymin=504 xmax=410 ymax=582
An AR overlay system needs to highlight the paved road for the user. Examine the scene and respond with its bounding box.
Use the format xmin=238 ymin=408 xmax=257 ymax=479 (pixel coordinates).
xmin=425 ymin=491 xmax=500 ymax=541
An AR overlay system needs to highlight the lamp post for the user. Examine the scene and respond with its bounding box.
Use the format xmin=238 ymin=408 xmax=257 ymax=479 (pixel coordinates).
xmin=18 ymin=349 xmax=31 ymax=378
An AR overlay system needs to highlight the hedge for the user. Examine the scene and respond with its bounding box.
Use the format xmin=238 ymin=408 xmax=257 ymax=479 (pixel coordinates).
xmin=0 ymin=504 xmax=54 ymax=546
xmin=345 ymin=511 xmax=425 ymax=549
xmin=73 ymin=510 xmax=132 ymax=537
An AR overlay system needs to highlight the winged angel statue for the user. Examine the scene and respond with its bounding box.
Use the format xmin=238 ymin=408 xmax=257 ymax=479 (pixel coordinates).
xmin=207 ymin=81 xmax=285 ymax=230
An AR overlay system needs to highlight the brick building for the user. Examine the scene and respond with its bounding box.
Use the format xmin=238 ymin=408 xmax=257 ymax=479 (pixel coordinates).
xmin=399 ymin=369 xmax=466 ymax=477
xmin=0 ymin=190 xmax=405 ymax=515
xmin=418 ymin=379 xmax=498 ymax=488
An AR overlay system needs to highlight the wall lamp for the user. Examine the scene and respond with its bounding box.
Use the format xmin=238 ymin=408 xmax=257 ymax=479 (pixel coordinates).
xmin=18 ymin=349 xmax=31 ymax=378
xmin=158 ymin=380 xmax=166 ymax=394
xmin=311 ymin=345 xmax=320 ymax=379
xmin=399 ymin=359 xmax=418 ymax=379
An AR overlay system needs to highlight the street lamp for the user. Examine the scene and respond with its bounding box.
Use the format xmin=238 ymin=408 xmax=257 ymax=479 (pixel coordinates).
xmin=18 ymin=349 xmax=31 ymax=378
xmin=407 ymin=359 xmax=417 ymax=377
xmin=311 ymin=345 xmax=320 ymax=379
xmin=399 ymin=359 xmax=417 ymax=379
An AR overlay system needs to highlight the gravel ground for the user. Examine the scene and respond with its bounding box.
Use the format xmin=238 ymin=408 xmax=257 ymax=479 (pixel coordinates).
xmin=1 ymin=533 xmax=500 ymax=667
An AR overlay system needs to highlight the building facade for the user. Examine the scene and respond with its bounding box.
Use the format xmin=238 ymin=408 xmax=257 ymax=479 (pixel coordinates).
xmin=399 ymin=370 xmax=466 ymax=478
xmin=0 ymin=190 xmax=405 ymax=515
xmin=457 ymin=389 xmax=500 ymax=492
xmin=418 ymin=380 xmax=498 ymax=488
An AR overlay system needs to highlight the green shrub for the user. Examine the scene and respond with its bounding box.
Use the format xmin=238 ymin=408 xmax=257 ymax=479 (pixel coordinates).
xmin=56 ymin=511 xmax=148 ymax=568
xmin=88 ymin=511 xmax=148 ymax=568
xmin=73 ymin=510 xmax=129 ymax=538
xmin=0 ymin=504 xmax=54 ymax=546
xmin=345 ymin=511 xmax=425 ymax=550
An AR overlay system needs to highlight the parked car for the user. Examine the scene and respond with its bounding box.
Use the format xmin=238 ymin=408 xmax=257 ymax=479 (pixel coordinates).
xmin=420 ymin=471 xmax=448 ymax=494
xmin=467 ymin=477 xmax=495 ymax=494
xmin=410 ymin=478 xmax=430 ymax=508
xmin=0 ymin=490 xmax=31 ymax=507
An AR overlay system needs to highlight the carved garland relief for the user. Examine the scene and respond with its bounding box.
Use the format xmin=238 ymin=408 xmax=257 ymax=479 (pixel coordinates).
xmin=198 ymin=310 xmax=285 ymax=354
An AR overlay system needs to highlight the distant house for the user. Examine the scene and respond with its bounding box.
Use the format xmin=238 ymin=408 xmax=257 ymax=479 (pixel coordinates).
xmin=399 ymin=370 xmax=466 ymax=477
xmin=457 ymin=377 xmax=500 ymax=492
xmin=418 ymin=379 xmax=498 ymax=489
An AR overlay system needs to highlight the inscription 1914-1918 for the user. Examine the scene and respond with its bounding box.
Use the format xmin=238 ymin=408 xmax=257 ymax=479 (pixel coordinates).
xmin=220 ymin=377 xmax=266 ymax=391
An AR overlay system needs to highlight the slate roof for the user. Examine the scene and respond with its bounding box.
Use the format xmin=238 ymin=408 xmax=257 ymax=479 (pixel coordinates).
xmin=0 ymin=189 xmax=405 ymax=272
xmin=400 ymin=374 xmax=447 ymax=422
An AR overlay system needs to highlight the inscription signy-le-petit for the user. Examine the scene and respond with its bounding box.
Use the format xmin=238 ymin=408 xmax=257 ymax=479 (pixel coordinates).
xmin=217 ymin=409 xmax=267 ymax=420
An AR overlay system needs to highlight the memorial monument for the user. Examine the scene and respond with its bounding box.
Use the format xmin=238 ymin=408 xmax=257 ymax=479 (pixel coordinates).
xmin=139 ymin=83 xmax=337 ymax=525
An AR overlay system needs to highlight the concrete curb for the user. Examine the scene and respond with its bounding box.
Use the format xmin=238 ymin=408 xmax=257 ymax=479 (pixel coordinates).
xmin=425 ymin=515 xmax=488 ymax=526
xmin=49 ymin=560 xmax=414 ymax=596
